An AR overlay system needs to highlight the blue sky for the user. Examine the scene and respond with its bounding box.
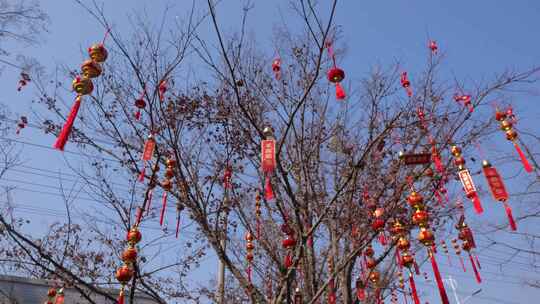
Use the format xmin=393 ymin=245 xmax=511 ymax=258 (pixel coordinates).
xmin=2 ymin=1 xmax=539 ymax=303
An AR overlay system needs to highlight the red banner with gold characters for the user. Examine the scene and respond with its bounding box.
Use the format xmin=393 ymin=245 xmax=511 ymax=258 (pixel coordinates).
xmin=483 ymin=167 xmax=509 ymax=201
xmin=142 ymin=138 xmax=156 ymax=161
xmin=261 ymin=139 xmax=276 ymax=172
xmin=458 ymin=169 xmax=476 ymax=197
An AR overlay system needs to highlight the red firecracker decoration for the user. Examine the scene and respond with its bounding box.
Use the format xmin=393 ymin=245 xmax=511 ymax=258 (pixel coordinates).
xmin=451 ymin=145 xmax=483 ymax=214
xmin=17 ymin=72 xmax=31 ymax=91
xmin=15 ymin=116 xmax=28 ymax=135
xmin=326 ymin=40 xmax=346 ymax=100
xmin=453 ymin=94 xmax=474 ymax=113
xmin=261 ymin=126 xmax=276 ymax=200
xmin=138 ymin=135 xmax=156 ymax=182
xmin=272 ymin=58 xmax=281 ymax=80
xmin=401 ymin=72 xmax=413 ymax=97
xmin=496 ymin=109 xmax=533 ymax=173
xmin=482 ymin=160 xmax=517 ymax=230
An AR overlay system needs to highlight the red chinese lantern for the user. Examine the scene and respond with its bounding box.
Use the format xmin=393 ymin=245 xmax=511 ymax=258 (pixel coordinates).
xmin=325 ymin=40 xmax=346 ymax=100
xmin=400 ymin=72 xmax=413 ymax=97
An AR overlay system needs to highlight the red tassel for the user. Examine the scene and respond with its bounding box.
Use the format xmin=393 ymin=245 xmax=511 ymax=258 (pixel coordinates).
xmin=54 ymin=96 xmax=82 ymax=151
xmin=335 ymin=83 xmax=346 ymax=100
xmin=135 ymin=207 xmax=143 ymax=226
xmin=265 ymin=176 xmax=274 ymax=200
xmin=409 ymin=273 xmax=421 ymax=304
xmin=429 ymin=251 xmax=450 ymax=304
xmin=471 ymin=194 xmax=484 ymax=214
xmin=378 ymin=233 xmax=387 ymax=246
xmin=513 ymin=143 xmax=533 ymax=173
xmin=469 ymin=253 xmax=482 ymax=283
xmin=117 ymin=290 xmax=124 ymax=304
xmin=459 ymin=256 xmax=466 ymax=272
xmin=503 ymin=201 xmax=517 ymax=231
xmin=138 ymin=164 xmax=146 ymax=182
xmin=247 ymin=264 xmax=252 ymax=282
xmin=475 ymin=254 xmax=482 ymax=269
xmin=159 ymin=192 xmax=167 ymax=226
xmin=175 ymin=213 xmax=181 ymax=238
xmin=134 ymin=110 xmax=141 ymax=120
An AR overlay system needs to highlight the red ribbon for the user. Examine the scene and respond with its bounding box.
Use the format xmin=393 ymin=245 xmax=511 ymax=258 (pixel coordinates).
xmin=409 ymin=273 xmax=420 ymax=304
xmin=430 ymin=251 xmax=450 ymax=304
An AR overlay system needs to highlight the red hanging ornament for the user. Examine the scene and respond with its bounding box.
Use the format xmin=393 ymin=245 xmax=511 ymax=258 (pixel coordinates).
xmin=400 ymin=72 xmax=413 ymax=97
xmin=327 ymin=67 xmax=346 ymax=100
xmin=272 ymin=58 xmax=281 ymax=80
xmin=429 ymin=40 xmax=438 ymax=54
xmin=496 ymin=110 xmax=533 ymax=173
xmin=261 ymin=126 xmax=276 ymax=200
xmin=451 ymin=145 xmax=483 ymax=214
xmin=138 ymin=135 xmax=156 ymax=182
xmin=482 ymin=160 xmax=517 ymax=230
xmin=453 ymin=94 xmax=474 ymax=112
xmin=245 ymin=232 xmax=255 ymax=283
xmin=326 ymin=40 xmax=346 ymax=100
xmin=223 ymin=165 xmax=232 ymax=189
xmin=255 ymin=193 xmax=262 ymax=239
xmin=468 ymin=252 xmax=482 ymax=283
xmin=134 ymin=95 xmax=146 ymax=120
xmin=15 ymin=116 xmax=28 ymax=135
xmin=158 ymin=79 xmax=167 ymax=102
xmin=17 ymin=72 xmax=31 ymax=91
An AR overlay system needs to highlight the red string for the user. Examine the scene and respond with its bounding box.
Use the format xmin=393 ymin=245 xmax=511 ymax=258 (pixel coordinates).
xmin=54 ymin=96 xmax=82 ymax=151
xmin=513 ymin=143 xmax=533 ymax=173
xmin=471 ymin=194 xmax=484 ymax=214
xmin=474 ymin=254 xmax=482 ymax=269
xmin=102 ymin=28 xmax=111 ymax=45
xmin=503 ymin=201 xmax=518 ymax=231
xmin=159 ymin=192 xmax=167 ymax=226
xmin=146 ymin=189 xmax=153 ymax=215
xmin=264 ymin=174 xmax=274 ymax=200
